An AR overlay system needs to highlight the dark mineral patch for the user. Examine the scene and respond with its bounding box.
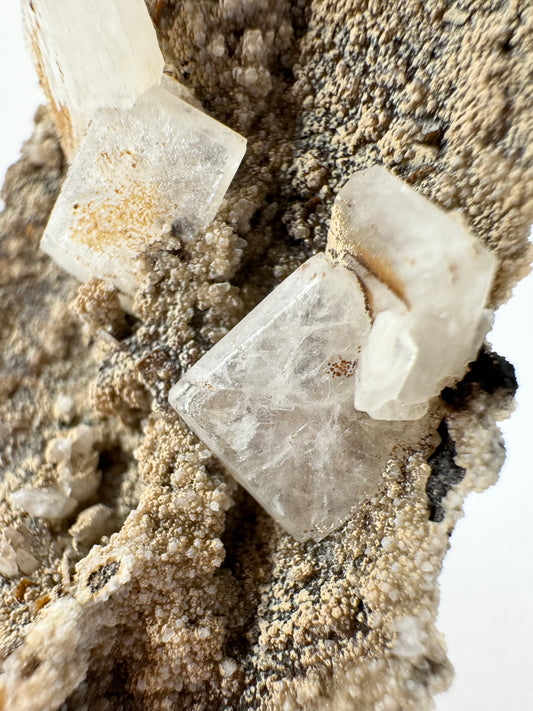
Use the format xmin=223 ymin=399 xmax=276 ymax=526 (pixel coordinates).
xmin=426 ymin=421 xmax=466 ymax=523
xmin=442 ymin=347 xmax=517 ymax=407
xmin=87 ymin=561 xmax=120 ymax=593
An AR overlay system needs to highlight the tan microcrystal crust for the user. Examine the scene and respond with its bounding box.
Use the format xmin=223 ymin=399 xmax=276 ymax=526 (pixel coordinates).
xmin=0 ymin=1 xmax=531 ymax=709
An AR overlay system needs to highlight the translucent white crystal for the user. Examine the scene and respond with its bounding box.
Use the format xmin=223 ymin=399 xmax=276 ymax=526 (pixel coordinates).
xmin=10 ymin=486 xmax=77 ymax=520
xmin=22 ymin=0 xmax=164 ymax=158
xmin=169 ymin=253 xmax=421 ymax=541
xmin=16 ymin=548 xmax=40 ymax=576
xmin=41 ymin=85 xmax=246 ymax=302
xmin=327 ymin=166 xmax=496 ymax=420
xmin=54 ymin=393 xmax=76 ymax=422
xmin=0 ymin=540 xmax=19 ymax=579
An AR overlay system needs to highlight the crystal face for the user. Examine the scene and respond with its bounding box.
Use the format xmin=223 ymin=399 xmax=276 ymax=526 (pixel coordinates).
xmin=327 ymin=166 xmax=496 ymax=420
xmin=22 ymin=0 xmax=164 ymax=158
xmin=40 ymin=85 xmax=246 ymax=301
xmin=169 ymin=253 xmax=421 ymax=541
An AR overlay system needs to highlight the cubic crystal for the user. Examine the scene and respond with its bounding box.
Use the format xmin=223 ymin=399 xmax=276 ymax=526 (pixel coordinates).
xmin=40 ymin=85 xmax=246 ymax=304
xmin=169 ymin=253 xmax=422 ymax=541
xmin=22 ymin=0 xmax=164 ymax=158
xmin=327 ymin=166 xmax=496 ymax=420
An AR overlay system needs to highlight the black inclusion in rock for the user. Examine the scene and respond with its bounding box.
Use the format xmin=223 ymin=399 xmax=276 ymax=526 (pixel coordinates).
xmin=442 ymin=347 xmax=518 ymax=407
xmin=87 ymin=561 xmax=120 ymax=593
xmin=426 ymin=421 xmax=466 ymax=522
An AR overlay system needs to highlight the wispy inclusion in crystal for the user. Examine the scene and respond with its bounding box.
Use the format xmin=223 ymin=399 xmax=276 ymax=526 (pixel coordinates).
xmin=22 ymin=0 xmax=164 ymax=158
xmin=40 ymin=86 xmax=246 ymax=301
xmin=328 ymin=166 xmax=496 ymax=420
xmin=169 ymin=253 xmax=422 ymax=541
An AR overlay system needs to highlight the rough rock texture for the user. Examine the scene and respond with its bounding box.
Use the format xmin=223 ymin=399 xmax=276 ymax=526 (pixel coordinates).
xmin=0 ymin=1 xmax=530 ymax=710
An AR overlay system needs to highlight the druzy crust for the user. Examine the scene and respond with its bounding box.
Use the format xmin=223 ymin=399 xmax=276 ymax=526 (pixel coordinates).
xmin=170 ymin=253 xmax=421 ymax=541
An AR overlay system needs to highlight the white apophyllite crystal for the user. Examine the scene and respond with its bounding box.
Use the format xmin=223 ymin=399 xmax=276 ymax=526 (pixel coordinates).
xmin=10 ymin=486 xmax=77 ymax=520
xmin=327 ymin=166 xmax=496 ymax=420
xmin=169 ymin=253 xmax=422 ymax=541
xmin=40 ymin=85 xmax=246 ymax=303
xmin=21 ymin=0 xmax=164 ymax=158
xmin=0 ymin=540 xmax=19 ymax=579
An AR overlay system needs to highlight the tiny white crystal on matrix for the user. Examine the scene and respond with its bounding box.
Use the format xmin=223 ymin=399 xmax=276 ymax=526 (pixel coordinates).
xmin=169 ymin=253 xmax=421 ymax=541
xmin=21 ymin=0 xmax=164 ymax=158
xmin=327 ymin=166 xmax=496 ymax=420
xmin=40 ymin=85 xmax=246 ymax=301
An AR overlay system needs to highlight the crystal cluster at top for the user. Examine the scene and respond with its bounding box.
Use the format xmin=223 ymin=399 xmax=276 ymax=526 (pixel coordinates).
xmin=22 ymin=0 xmax=164 ymax=159
xmin=41 ymin=87 xmax=246 ymax=302
xmin=170 ymin=167 xmax=495 ymax=540
xmin=27 ymin=0 xmax=246 ymax=306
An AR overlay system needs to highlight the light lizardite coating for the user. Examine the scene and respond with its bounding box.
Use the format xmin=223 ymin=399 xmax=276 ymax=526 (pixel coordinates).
xmin=0 ymin=0 xmax=531 ymax=709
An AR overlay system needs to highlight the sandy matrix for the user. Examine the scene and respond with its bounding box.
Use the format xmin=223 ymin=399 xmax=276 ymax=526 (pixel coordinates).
xmin=0 ymin=1 xmax=531 ymax=709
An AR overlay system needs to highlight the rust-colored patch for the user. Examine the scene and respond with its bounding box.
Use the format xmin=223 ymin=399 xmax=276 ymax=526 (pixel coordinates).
xmin=345 ymin=247 xmax=410 ymax=309
xmin=27 ymin=11 xmax=75 ymax=158
xmin=34 ymin=594 xmax=50 ymax=613
xmin=354 ymin=272 xmax=374 ymax=321
xmin=71 ymin=168 xmax=162 ymax=255
xmin=153 ymin=0 xmax=166 ymax=24
xmin=13 ymin=577 xmax=34 ymax=603
xmin=326 ymin=357 xmax=357 ymax=378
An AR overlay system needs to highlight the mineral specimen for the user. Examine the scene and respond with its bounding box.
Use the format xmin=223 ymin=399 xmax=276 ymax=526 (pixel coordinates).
xmin=328 ymin=166 xmax=496 ymax=420
xmin=169 ymin=252 xmax=422 ymax=541
xmin=2 ymin=0 xmax=531 ymax=708
xmin=40 ymin=85 xmax=246 ymax=303
xmin=21 ymin=0 xmax=164 ymax=158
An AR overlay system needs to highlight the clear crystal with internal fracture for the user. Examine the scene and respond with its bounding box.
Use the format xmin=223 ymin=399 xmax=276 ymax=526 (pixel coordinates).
xmin=169 ymin=253 xmax=422 ymax=541
xmin=41 ymin=86 xmax=246 ymax=302
xmin=22 ymin=0 xmax=164 ymax=158
xmin=328 ymin=166 xmax=496 ymax=420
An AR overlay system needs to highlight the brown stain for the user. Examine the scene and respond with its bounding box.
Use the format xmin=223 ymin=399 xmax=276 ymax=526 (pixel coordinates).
xmin=13 ymin=578 xmax=33 ymax=603
xmin=345 ymin=246 xmax=410 ymax=309
xmin=326 ymin=357 xmax=357 ymax=378
xmin=354 ymin=272 xmax=374 ymax=321
xmin=27 ymin=10 xmax=76 ymax=158
xmin=71 ymin=167 xmax=162 ymax=255
xmin=153 ymin=0 xmax=166 ymax=23
xmin=34 ymin=594 xmax=50 ymax=613
xmin=20 ymin=654 xmax=41 ymax=679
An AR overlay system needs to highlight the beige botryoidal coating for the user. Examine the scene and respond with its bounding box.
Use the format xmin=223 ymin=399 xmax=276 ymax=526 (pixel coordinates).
xmin=21 ymin=0 xmax=164 ymax=158
xmin=327 ymin=167 xmax=496 ymax=420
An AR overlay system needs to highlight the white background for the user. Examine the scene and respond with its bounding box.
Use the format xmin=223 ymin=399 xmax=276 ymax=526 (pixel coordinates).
xmin=0 ymin=3 xmax=532 ymax=709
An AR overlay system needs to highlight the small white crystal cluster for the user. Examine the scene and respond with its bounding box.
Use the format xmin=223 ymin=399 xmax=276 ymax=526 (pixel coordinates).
xmin=22 ymin=0 xmax=164 ymax=159
xmin=0 ymin=528 xmax=39 ymax=579
xmin=10 ymin=426 xmax=100 ymax=521
xmin=26 ymin=0 xmax=246 ymax=305
xmin=170 ymin=167 xmax=495 ymax=540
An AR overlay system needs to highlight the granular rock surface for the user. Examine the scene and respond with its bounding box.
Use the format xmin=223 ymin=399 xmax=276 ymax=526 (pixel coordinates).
xmin=0 ymin=1 xmax=531 ymax=710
